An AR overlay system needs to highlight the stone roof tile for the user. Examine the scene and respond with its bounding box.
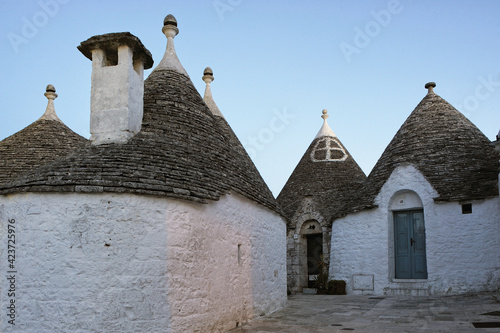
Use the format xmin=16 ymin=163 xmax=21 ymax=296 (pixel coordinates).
xmin=349 ymin=89 xmax=499 ymax=213
xmin=1 ymin=69 xmax=280 ymax=213
xmin=277 ymin=112 xmax=366 ymax=223
xmin=0 ymin=118 xmax=88 ymax=185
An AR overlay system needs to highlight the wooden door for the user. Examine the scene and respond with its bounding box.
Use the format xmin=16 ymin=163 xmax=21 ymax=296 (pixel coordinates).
xmin=394 ymin=210 xmax=427 ymax=279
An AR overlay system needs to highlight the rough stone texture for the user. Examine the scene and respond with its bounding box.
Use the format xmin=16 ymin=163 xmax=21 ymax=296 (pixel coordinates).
xmin=349 ymin=91 xmax=499 ymax=213
xmin=286 ymin=197 xmax=330 ymax=293
xmin=277 ymin=125 xmax=366 ymax=293
xmin=277 ymin=135 xmax=366 ymax=223
xmin=0 ymin=118 xmax=88 ymax=184
xmin=87 ymin=45 xmax=146 ymax=144
xmin=0 ymin=69 xmax=279 ymax=214
xmin=78 ymin=32 xmax=154 ymax=70
xmin=0 ymin=191 xmax=286 ymax=332
xmin=163 ymin=192 xmax=287 ymax=332
xmin=1 ymin=193 xmax=170 ymax=332
xmin=213 ymin=115 xmax=281 ymax=214
xmin=232 ymin=292 xmax=500 ymax=332
xmin=330 ymin=164 xmax=500 ymax=296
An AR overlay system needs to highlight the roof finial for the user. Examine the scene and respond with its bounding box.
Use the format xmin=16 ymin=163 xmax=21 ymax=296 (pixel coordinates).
xmin=163 ymin=14 xmax=178 ymax=37
xmin=39 ymin=84 xmax=62 ymax=122
xmin=155 ymin=14 xmax=188 ymax=76
xmin=425 ymin=82 xmax=436 ymax=94
xmin=321 ymin=109 xmax=329 ymax=120
xmin=315 ymin=109 xmax=337 ymax=139
xmin=202 ymin=67 xmax=224 ymax=117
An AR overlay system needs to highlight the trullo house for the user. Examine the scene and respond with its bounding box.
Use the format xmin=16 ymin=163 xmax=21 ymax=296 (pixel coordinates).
xmin=279 ymin=82 xmax=499 ymax=296
xmin=0 ymin=15 xmax=287 ymax=333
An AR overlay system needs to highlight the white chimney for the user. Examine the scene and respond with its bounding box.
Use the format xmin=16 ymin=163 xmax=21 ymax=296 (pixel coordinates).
xmin=78 ymin=32 xmax=153 ymax=144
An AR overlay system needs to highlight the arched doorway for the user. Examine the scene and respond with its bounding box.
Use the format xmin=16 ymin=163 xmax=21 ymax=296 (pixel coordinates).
xmin=389 ymin=191 xmax=427 ymax=280
xmin=299 ymin=220 xmax=323 ymax=288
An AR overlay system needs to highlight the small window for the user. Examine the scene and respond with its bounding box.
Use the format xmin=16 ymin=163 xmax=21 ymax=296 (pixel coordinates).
xmin=237 ymin=244 xmax=242 ymax=266
xmin=104 ymin=49 xmax=118 ymax=66
xmin=462 ymin=203 xmax=472 ymax=214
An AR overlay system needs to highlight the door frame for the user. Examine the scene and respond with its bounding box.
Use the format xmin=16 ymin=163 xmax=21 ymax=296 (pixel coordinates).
xmin=298 ymin=220 xmax=323 ymax=289
xmin=393 ymin=209 xmax=428 ymax=280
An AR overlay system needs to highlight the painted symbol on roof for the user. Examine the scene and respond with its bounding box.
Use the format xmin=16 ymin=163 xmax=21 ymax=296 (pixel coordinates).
xmin=310 ymin=137 xmax=347 ymax=162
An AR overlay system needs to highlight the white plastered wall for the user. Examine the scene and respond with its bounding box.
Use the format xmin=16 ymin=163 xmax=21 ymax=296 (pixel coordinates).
xmin=90 ymin=45 xmax=144 ymax=144
xmin=330 ymin=164 xmax=500 ymax=295
xmin=164 ymin=192 xmax=287 ymax=331
xmin=0 ymin=191 xmax=286 ymax=333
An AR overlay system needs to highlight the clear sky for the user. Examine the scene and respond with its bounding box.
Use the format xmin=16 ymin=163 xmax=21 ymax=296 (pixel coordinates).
xmin=1 ymin=0 xmax=499 ymax=196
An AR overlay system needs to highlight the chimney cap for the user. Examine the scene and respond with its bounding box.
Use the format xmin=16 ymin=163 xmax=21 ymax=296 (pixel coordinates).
xmin=78 ymin=32 xmax=154 ymax=69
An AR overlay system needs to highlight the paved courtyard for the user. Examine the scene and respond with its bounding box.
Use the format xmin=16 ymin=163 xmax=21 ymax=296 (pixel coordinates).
xmin=229 ymin=292 xmax=500 ymax=332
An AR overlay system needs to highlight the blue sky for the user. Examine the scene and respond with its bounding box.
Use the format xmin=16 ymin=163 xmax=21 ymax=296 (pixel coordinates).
xmin=1 ymin=0 xmax=499 ymax=196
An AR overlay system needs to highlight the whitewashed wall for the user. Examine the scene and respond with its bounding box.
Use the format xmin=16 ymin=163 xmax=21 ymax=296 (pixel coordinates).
xmin=0 ymin=191 xmax=286 ymax=332
xmin=330 ymin=164 xmax=500 ymax=296
xmin=163 ymin=192 xmax=287 ymax=332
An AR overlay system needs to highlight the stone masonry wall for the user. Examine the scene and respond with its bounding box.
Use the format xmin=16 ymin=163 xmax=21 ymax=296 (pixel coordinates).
xmin=164 ymin=192 xmax=287 ymax=332
xmin=0 ymin=193 xmax=171 ymax=332
xmin=0 ymin=192 xmax=287 ymax=332
xmin=330 ymin=164 xmax=500 ymax=296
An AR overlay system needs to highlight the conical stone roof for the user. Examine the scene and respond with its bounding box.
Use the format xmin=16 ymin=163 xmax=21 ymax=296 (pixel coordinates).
xmin=0 ymin=16 xmax=279 ymax=213
xmin=0 ymin=85 xmax=88 ymax=184
xmin=351 ymin=83 xmax=499 ymax=212
xmin=200 ymin=67 xmax=277 ymax=211
xmin=277 ymin=110 xmax=366 ymax=223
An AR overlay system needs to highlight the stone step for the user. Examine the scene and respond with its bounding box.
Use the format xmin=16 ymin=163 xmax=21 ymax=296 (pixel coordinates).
xmin=385 ymin=288 xmax=429 ymax=297
xmin=302 ymin=288 xmax=317 ymax=295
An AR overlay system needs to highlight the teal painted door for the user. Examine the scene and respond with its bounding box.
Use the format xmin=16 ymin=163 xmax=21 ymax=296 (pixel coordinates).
xmin=394 ymin=210 xmax=427 ymax=279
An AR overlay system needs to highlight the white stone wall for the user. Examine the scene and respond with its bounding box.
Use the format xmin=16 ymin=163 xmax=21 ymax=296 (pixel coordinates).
xmin=330 ymin=164 xmax=500 ymax=296
xmin=163 ymin=192 xmax=287 ymax=332
xmin=0 ymin=191 xmax=286 ymax=332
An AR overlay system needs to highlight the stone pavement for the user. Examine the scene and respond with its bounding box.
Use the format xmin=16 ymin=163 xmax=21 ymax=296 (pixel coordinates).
xmin=229 ymin=292 xmax=500 ymax=332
